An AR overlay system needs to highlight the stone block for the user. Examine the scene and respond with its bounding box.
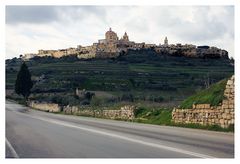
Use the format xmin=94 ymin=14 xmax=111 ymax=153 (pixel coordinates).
xmin=218 ymin=114 xmax=222 ymax=119
xmin=217 ymin=106 xmax=222 ymax=110
xmin=204 ymin=104 xmax=210 ymax=108
xmin=222 ymin=113 xmax=227 ymax=119
xmin=225 ymin=108 xmax=230 ymax=113
xmin=227 ymin=80 xmax=233 ymax=85
xmin=224 ymin=88 xmax=230 ymax=94
xmin=222 ymin=104 xmax=229 ymax=109
xmin=222 ymin=100 xmax=229 ymax=105
xmin=226 ymin=114 xmax=232 ymax=120
xmin=229 ymin=100 xmax=234 ymax=105
xmin=224 ymin=93 xmax=229 ymax=98
xmin=192 ymin=104 xmax=196 ymax=109
xmin=220 ymin=119 xmax=224 ymax=125
xmin=196 ymin=104 xmax=202 ymax=109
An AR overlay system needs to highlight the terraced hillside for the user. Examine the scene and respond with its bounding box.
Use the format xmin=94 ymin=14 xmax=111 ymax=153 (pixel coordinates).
xmin=6 ymin=49 xmax=234 ymax=107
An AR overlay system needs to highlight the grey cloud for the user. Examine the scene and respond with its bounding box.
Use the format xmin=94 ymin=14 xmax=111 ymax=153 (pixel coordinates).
xmin=178 ymin=7 xmax=226 ymax=41
xmin=174 ymin=19 xmax=227 ymax=41
xmin=55 ymin=6 xmax=107 ymax=23
xmin=6 ymin=6 xmax=59 ymax=24
xmin=153 ymin=6 xmax=233 ymax=42
xmin=6 ymin=6 xmax=108 ymax=25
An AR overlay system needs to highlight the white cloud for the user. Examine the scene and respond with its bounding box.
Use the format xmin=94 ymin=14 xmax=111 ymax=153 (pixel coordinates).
xmin=5 ymin=6 xmax=234 ymax=59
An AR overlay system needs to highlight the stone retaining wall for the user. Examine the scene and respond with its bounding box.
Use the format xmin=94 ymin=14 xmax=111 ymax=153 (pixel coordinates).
xmin=172 ymin=75 xmax=234 ymax=128
xmin=28 ymin=100 xmax=135 ymax=120
xmin=63 ymin=105 xmax=135 ymax=120
xmin=28 ymin=101 xmax=61 ymax=113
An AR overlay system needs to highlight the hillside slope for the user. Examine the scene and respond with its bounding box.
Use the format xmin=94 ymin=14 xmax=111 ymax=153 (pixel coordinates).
xmin=6 ymin=50 xmax=234 ymax=106
xmin=180 ymin=78 xmax=229 ymax=108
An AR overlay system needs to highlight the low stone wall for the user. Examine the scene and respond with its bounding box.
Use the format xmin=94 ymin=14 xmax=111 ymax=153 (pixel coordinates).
xmin=63 ymin=105 xmax=135 ymax=120
xmin=28 ymin=101 xmax=61 ymax=113
xmin=172 ymin=75 xmax=234 ymax=128
xmin=28 ymin=100 xmax=135 ymax=120
xmin=172 ymin=104 xmax=234 ymax=128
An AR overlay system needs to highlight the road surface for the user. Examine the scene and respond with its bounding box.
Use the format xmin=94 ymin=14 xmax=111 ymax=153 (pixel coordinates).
xmin=6 ymin=100 xmax=234 ymax=158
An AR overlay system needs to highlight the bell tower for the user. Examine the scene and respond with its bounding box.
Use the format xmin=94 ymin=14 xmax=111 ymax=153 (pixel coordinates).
xmin=122 ymin=32 xmax=129 ymax=41
xmin=164 ymin=36 xmax=168 ymax=46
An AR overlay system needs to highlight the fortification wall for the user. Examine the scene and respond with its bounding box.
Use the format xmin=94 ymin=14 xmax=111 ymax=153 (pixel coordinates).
xmin=172 ymin=75 xmax=234 ymax=128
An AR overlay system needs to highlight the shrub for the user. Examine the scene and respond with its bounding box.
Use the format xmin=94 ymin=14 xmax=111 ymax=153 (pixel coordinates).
xmin=84 ymin=91 xmax=95 ymax=101
xmin=133 ymin=107 xmax=146 ymax=117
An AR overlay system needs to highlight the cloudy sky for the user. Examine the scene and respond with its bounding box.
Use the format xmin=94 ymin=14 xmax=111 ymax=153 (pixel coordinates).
xmin=5 ymin=5 xmax=234 ymax=59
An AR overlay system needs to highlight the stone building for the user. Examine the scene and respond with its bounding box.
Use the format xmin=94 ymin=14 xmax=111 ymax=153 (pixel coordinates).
xmin=105 ymin=28 xmax=119 ymax=43
xmin=164 ymin=36 xmax=168 ymax=46
xmin=22 ymin=53 xmax=37 ymax=60
xmin=95 ymin=28 xmax=135 ymax=58
xmin=23 ymin=28 xmax=230 ymax=60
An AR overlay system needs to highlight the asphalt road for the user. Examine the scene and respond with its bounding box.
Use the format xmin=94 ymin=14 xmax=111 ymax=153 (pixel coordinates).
xmin=5 ymin=100 xmax=234 ymax=158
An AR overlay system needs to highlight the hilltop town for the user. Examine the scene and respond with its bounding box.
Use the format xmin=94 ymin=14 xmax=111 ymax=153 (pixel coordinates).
xmin=22 ymin=28 xmax=229 ymax=60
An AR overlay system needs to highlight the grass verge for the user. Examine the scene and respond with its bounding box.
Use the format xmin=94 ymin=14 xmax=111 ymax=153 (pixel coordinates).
xmin=180 ymin=78 xmax=228 ymax=109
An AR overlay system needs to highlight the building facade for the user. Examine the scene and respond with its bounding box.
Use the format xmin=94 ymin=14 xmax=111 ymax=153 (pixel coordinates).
xmin=22 ymin=28 xmax=229 ymax=60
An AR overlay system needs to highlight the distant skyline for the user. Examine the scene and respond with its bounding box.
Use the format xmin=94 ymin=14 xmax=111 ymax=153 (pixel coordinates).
xmin=5 ymin=5 xmax=234 ymax=59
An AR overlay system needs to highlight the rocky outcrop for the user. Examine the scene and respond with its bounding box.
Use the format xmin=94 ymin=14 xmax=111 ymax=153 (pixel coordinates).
xmin=172 ymin=75 xmax=234 ymax=128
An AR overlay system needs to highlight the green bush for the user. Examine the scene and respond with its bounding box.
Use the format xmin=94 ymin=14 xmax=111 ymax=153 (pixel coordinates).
xmin=84 ymin=92 xmax=95 ymax=101
xmin=133 ymin=107 xmax=146 ymax=117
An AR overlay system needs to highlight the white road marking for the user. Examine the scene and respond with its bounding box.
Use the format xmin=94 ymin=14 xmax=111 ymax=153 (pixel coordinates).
xmin=6 ymin=138 xmax=19 ymax=158
xmin=12 ymin=111 xmax=215 ymax=158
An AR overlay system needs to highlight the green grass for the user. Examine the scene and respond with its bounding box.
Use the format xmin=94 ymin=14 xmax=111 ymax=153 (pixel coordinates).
xmin=180 ymin=78 xmax=229 ymax=109
xmin=134 ymin=106 xmax=173 ymax=125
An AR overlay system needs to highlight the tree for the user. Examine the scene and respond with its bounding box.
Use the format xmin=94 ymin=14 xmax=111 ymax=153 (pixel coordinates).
xmin=15 ymin=62 xmax=33 ymax=100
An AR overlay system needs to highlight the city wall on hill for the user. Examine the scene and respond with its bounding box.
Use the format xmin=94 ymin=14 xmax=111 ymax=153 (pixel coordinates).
xmin=172 ymin=75 xmax=234 ymax=128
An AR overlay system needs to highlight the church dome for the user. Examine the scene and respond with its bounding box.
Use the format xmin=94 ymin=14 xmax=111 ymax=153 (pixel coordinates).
xmin=105 ymin=28 xmax=114 ymax=35
xmin=105 ymin=28 xmax=118 ymax=42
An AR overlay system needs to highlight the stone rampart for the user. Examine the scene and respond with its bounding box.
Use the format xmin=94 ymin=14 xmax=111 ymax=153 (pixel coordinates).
xmin=172 ymin=75 xmax=234 ymax=128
